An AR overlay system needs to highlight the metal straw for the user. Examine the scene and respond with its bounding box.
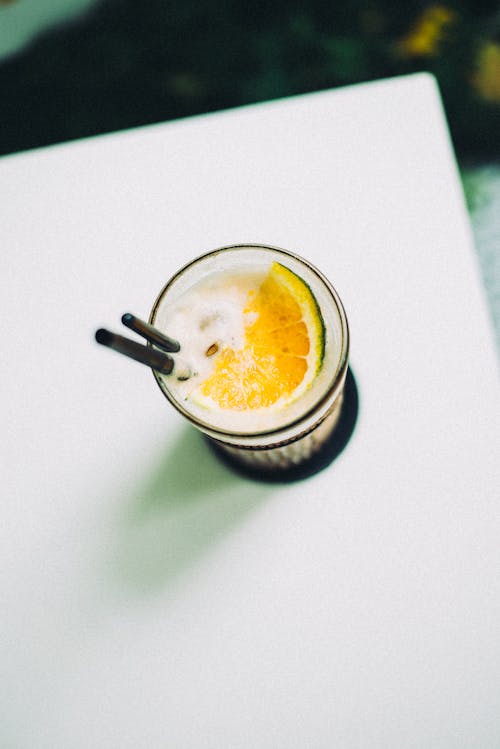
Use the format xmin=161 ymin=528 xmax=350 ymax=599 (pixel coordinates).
xmin=121 ymin=313 xmax=180 ymax=353
xmin=95 ymin=329 xmax=174 ymax=374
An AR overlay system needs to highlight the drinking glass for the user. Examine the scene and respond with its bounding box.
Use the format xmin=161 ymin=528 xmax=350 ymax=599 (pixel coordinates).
xmin=149 ymin=244 xmax=349 ymax=473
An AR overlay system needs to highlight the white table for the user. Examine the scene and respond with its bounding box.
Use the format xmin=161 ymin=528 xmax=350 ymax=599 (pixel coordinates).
xmin=2 ymin=73 xmax=499 ymax=748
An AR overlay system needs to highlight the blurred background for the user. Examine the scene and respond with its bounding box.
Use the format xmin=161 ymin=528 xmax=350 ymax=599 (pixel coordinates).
xmin=1 ymin=0 xmax=498 ymax=340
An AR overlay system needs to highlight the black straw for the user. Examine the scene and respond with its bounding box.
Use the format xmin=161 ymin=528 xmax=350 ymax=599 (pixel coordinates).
xmin=121 ymin=313 xmax=180 ymax=353
xmin=95 ymin=329 xmax=174 ymax=374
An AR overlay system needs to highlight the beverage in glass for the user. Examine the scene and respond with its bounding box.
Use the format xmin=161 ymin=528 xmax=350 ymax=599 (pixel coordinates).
xmin=149 ymin=244 xmax=349 ymax=472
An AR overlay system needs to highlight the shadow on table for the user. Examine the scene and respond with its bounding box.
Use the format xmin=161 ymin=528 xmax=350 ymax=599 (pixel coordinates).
xmin=110 ymin=427 xmax=268 ymax=595
xmin=211 ymin=368 xmax=359 ymax=484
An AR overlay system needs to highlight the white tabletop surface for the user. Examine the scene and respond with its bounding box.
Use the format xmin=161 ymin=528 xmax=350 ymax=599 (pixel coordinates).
xmin=1 ymin=73 xmax=499 ymax=748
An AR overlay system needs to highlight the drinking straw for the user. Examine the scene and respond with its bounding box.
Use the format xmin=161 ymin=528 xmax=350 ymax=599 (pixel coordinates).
xmin=95 ymin=329 xmax=174 ymax=374
xmin=121 ymin=313 xmax=180 ymax=353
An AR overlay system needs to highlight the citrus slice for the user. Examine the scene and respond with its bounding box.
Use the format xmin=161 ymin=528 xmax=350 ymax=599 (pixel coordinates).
xmin=194 ymin=261 xmax=325 ymax=411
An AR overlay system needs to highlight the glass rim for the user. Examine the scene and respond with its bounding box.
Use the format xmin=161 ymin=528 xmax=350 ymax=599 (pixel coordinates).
xmin=149 ymin=243 xmax=350 ymax=439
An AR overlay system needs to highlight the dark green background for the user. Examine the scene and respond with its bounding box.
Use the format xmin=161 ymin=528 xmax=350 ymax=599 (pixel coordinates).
xmin=0 ymin=0 xmax=499 ymax=161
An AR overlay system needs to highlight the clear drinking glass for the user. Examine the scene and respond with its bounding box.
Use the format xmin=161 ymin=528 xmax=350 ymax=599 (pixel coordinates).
xmin=149 ymin=244 xmax=349 ymax=473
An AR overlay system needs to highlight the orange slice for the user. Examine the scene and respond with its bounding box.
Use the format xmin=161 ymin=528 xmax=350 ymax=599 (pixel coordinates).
xmin=194 ymin=262 xmax=325 ymax=411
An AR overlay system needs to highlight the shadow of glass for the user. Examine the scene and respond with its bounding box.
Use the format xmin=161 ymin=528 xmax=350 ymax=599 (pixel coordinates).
xmin=210 ymin=367 xmax=359 ymax=484
xmin=111 ymin=427 xmax=268 ymax=595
